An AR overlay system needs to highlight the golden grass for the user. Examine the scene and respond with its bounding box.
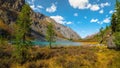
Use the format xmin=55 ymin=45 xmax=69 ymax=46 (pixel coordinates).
xmin=0 ymin=44 xmax=120 ymax=68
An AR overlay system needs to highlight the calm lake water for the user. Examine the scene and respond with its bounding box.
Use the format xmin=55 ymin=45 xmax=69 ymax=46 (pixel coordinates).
xmin=31 ymin=41 xmax=82 ymax=46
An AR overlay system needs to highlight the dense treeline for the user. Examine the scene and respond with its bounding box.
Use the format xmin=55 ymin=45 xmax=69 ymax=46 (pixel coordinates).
xmin=111 ymin=0 xmax=120 ymax=49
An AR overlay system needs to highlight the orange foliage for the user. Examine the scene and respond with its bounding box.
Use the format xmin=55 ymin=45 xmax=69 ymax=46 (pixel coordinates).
xmin=0 ymin=19 xmax=12 ymax=34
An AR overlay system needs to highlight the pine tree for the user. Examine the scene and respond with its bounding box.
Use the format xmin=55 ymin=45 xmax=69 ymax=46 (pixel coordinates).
xmin=46 ymin=23 xmax=55 ymax=48
xmin=111 ymin=0 xmax=120 ymax=49
xmin=111 ymin=13 xmax=117 ymax=33
xmin=99 ymin=27 xmax=104 ymax=43
xmin=115 ymin=0 xmax=120 ymax=32
xmin=14 ymin=4 xmax=31 ymax=64
xmin=16 ymin=4 xmax=31 ymax=43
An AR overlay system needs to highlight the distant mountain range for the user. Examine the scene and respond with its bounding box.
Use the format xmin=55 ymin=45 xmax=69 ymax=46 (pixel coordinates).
xmin=0 ymin=0 xmax=80 ymax=41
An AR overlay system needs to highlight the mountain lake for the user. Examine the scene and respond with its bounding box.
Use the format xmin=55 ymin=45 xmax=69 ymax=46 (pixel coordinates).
xmin=31 ymin=41 xmax=82 ymax=46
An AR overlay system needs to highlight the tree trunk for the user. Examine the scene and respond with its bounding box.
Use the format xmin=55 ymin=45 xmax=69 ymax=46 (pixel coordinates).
xmin=49 ymin=41 xmax=52 ymax=48
xmin=100 ymin=35 xmax=104 ymax=44
xmin=23 ymin=33 xmax=26 ymax=43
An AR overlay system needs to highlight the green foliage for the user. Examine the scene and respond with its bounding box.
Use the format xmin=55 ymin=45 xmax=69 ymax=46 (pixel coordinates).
xmin=111 ymin=13 xmax=117 ymax=33
xmin=13 ymin=4 xmax=32 ymax=64
xmin=15 ymin=4 xmax=31 ymax=42
xmin=13 ymin=44 xmax=30 ymax=64
xmin=0 ymin=35 xmax=8 ymax=46
xmin=68 ymin=38 xmax=73 ymax=41
xmin=114 ymin=32 xmax=120 ymax=48
xmin=99 ymin=27 xmax=106 ymax=43
xmin=100 ymin=27 xmax=104 ymax=36
xmin=46 ymin=23 xmax=55 ymax=48
xmin=111 ymin=0 xmax=120 ymax=49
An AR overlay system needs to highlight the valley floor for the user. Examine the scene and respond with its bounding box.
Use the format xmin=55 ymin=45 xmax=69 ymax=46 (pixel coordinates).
xmin=0 ymin=44 xmax=120 ymax=68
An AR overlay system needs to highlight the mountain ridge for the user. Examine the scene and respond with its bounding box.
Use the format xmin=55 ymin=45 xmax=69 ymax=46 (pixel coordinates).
xmin=0 ymin=0 xmax=80 ymax=41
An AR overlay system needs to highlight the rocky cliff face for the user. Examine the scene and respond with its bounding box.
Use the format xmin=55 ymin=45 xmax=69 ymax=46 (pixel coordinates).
xmin=0 ymin=0 xmax=80 ymax=41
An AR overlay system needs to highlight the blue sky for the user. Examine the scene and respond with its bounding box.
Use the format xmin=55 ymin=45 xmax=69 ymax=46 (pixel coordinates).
xmin=26 ymin=0 xmax=116 ymax=38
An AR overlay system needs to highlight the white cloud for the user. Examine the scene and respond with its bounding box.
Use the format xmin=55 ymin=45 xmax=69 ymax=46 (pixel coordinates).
xmin=74 ymin=13 xmax=78 ymax=16
xmin=37 ymin=5 xmax=43 ymax=9
xmin=66 ymin=22 xmax=72 ymax=24
xmin=68 ymin=0 xmax=101 ymax=11
xmin=27 ymin=0 xmax=36 ymax=10
xmin=27 ymin=0 xmax=35 ymax=4
xmin=50 ymin=15 xmax=64 ymax=24
xmin=103 ymin=17 xmax=111 ymax=23
xmin=30 ymin=5 xmax=36 ymax=10
xmin=90 ymin=19 xmax=98 ymax=23
xmin=109 ymin=10 xmax=115 ymax=14
xmin=99 ymin=9 xmax=104 ymax=14
xmin=46 ymin=3 xmax=57 ymax=13
xmin=69 ymin=0 xmax=89 ymax=9
xmin=86 ymin=4 xmax=92 ymax=8
xmin=100 ymin=2 xmax=110 ymax=8
xmin=50 ymin=15 xmax=72 ymax=24
xmin=30 ymin=4 xmax=43 ymax=11
xmin=90 ymin=17 xmax=111 ymax=24
xmin=90 ymin=4 xmax=100 ymax=11
xmin=27 ymin=0 xmax=44 ymax=11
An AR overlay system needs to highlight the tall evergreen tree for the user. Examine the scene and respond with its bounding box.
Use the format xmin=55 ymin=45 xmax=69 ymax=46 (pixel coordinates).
xmin=111 ymin=13 xmax=117 ymax=33
xmin=16 ymin=4 xmax=31 ymax=43
xmin=111 ymin=0 xmax=120 ymax=49
xmin=115 ymin=0 xmax=120 ymax=32
xmin=14 ymin=4 xmax=31 ymax=64
xmin=46 ymin=23 xmax=55 ymax=48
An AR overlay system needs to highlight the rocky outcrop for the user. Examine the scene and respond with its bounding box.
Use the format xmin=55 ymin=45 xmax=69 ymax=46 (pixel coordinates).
xmin=0 ymin=0 xmax=24 ymax=11
xmin=0 ymin=0 xmax=80 ymax=41
xmin=0 ymin=0 xmax=24 ymax=24
xmin=107 ymin=36 xmax=116 ymax=48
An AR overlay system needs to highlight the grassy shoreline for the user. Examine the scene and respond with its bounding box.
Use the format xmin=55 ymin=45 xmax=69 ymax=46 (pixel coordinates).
xmin=0 ymin=44 xmax=120 ymax=68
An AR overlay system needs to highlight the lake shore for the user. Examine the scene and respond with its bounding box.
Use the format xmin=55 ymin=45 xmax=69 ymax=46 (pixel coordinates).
xmin=0 ymin=44 xmax=120 ymax=68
